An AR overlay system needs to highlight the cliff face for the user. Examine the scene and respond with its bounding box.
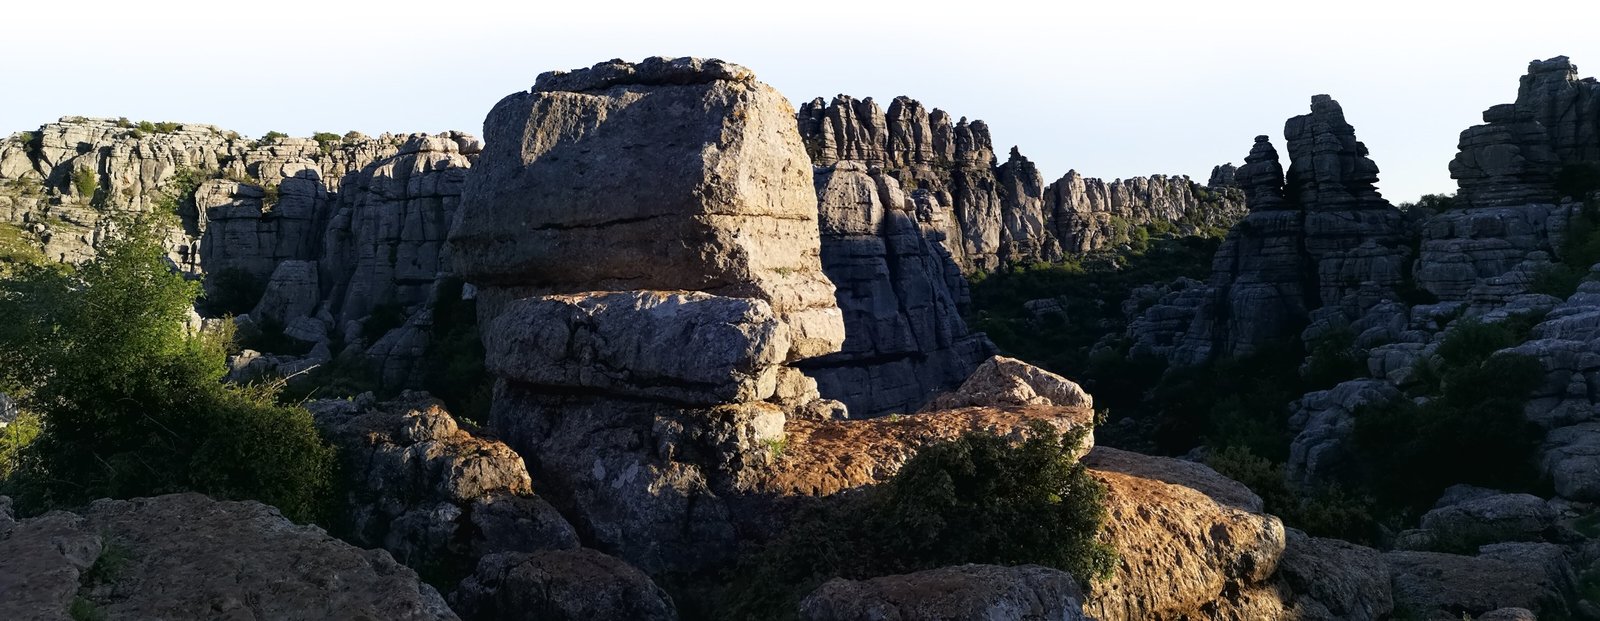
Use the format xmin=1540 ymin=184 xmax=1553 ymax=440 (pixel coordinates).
xmin=0 ymin=118 xmax=481 ymax=392
xmin=794 ymin=94 xmax=1245 ymax=416
xmin=798 ymin=95 xmax=1246 ymax=272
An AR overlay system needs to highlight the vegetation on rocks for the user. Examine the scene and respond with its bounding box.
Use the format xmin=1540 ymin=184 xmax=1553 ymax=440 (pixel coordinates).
xmin=718 ymin=423 xmax=1114 ymax=620
xmin=1350 ymin=318 xmax=1546 ymax=513
xmin=970 ymin=228 xmax=1223 ymax=374
xmin=0 ymin=215 xmax=334 ymax=522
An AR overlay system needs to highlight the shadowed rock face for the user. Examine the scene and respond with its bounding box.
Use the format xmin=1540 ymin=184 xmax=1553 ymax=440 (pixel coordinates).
xmin=802 ymin=161 xmax=997 ymax=417
xmin=799 ymin=564 xmax=1091 ymax=621
xmin=0 ymin=494 xmax=459 ymax=621
xmin=1124 ymin=96 xmax=1410 ymax=366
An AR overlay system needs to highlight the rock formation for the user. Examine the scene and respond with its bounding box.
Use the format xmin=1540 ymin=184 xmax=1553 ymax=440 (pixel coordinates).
xmin=799 ymin=564 xmax=1091 ymax=621
xmin=450 ymin=549 xmax=679 ymax=621
xmin=0 ymin=493 xmax=457 ymax=621
xmin=1123 ymin=96 xmax=1410 ymax=365
xmin=801 ymin=161 xmax=997 ymax=417
xmin=0 ymin=118 xmax=482 ymax=394
xmin=797 ymin=95 xmax=1246 ymax=271
xmin=794 ymin=95 xmax=1242 ymax=416
xmin=451 ymin=57 xmax=846 ymax=576
xmin=308 ymin=392 xmax=580 ymax=582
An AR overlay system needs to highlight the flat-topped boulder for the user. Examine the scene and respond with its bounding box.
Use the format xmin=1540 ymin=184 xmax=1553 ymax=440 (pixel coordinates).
xmin=452 ymin=56 xmax=842 ymax=362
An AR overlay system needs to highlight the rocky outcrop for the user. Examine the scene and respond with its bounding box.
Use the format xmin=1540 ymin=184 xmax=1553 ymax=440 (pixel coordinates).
xmin=925 ymin=355 xmax=1094 ymax=412
xmin=452 ymin=57 xmax=846 ymax=576
xmin=0 ymin=118 xmax=483 ymax=395
xmin=797 ymin=95 xmax=1245 ymax=270
xmin=308 ymin=392 xmax=579 ymax=583
xmin=1044 ymin=170 xmax=1247 ymax=254
xmin=801 ymin=161 xmax=996 ymax=417
xmin=450 ymin=549 xmax=678 ymax=621
xmin=798 ymin=564 xmax=1090 ymax=621
xmin=1123 ymin=96 xmax=1410 ymax=366
xmin=1385 ymin=543 xmax=1575 ymax=618
xmin=0 ymin=493 xmax=457 ymax=621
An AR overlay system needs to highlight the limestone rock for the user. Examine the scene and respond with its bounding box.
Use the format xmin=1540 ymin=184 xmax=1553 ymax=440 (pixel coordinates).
xmin=0 ymin=493 xmax=456 ymax=621
xmin=1082 ymin=457 xmax=1287 ymax=620
xmin=1418 ymin=491 xmax=1557 ymax=549
xmin=797 ymin=95 xmax=1244 ymax=270
xmin=450 ymin=548 xmax=677 ymax=621
xmin=1276 ymin=529 xmax=1393 ymax=621
xmin=308 ymin=392 xmax=579 ymax=583
xmin=1385 ymin=544 xmax=1573 ymax=619
xmin=802 ymin=161 xmax=996 ymax=417
xmin=925 ymin=355 xmax=1093 ymax=412
xmin=1124 ymin=96 xmax=1410 ymax=367
xmin=763 ymin=405 xmax=1096 ymax=497
xmin=451 ymin=56 xmax=844 ymax=363
xmin=484 ymin=291 xmax=789 ymax=406
xmin=1082 ymin=446 xmax=1262 ymax=512
xmin=798 ymin=564 xmax=1090 ymax=621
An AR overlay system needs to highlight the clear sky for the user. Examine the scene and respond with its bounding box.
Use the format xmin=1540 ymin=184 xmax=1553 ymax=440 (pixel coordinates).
xmin=4 ymin=0 xmax=1598 ymax=203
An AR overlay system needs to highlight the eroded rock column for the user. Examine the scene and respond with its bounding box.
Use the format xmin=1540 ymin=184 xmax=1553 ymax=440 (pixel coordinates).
xmin=450 ymin=57 xmax=846 ymax=575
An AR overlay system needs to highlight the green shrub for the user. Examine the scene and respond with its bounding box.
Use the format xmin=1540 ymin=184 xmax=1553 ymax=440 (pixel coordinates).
xmin=114 ymin=117 xmax=134 ymax=129
xmin=1396 ymin=193 xmax=1457 ymax=212
xmin=0 ymin=216 xmax=334 ymax=522
xmin=0 ymin=411 xmax=41 ymax=480
xmin=260 ymin=131 xmax=288 ymax=144
xmin=425 ymin=279 xmax=492 ymax=423
xmin=1206 ymin=446 xmax=1381 ymax=544
xmin=1303 ymin=329 xmax=1367 ymax=391
xmin=1350 ymin=321 xmax=1546 ymax=513
xmin=362 ymin=302 xmax=407 ymax=342
xmin=1556 ymin=163 xmax=1600 ymax=200
xmin=152 ymin=122 xmax=180 ymax=133
xmin=72 ymin=167 xmax=98 ymax=200
xmin=718 ymin=423 xmax=1113 ymax=620
xmin=312 ymin=132 xmax=342 ymax=154
xmin=198 ymin=267 xmax=267 ymax=317
xmin=136 ymin=120 xmax=156 ymax=133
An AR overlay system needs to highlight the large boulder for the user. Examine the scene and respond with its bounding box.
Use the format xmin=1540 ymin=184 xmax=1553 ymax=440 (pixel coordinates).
xmin=925 ymin=355 xmax=1094 ymax=412
xmin=450 ymin=548 xmax=677 ymax=621
xmin=451 ymin=57 xmax=850 ymax=577
xmin=308 ymin=392 xmax=579 ymax=584
xmin=0 ymin=493 xmax=457 ymax=621
xmin=451 ymin=56 xmax=843 ymax=362
xmin=798 ymin=564 xmax=1090 ymax=621
xmin=1385 ymin=544 xmax=1574 ymax=619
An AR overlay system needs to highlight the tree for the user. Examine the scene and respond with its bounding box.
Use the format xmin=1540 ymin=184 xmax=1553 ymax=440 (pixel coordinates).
xmin=0 ymin=215 xmax=333 ymax=521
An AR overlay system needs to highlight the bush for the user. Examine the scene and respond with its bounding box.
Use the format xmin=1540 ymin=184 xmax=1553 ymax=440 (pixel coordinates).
xmin=1396 ymin=193 xmax=1457 ymax=212
xmin=718 ymin=423 xmax=1114 ymax=620
xmin=152 ymin=122 xmax=180 ymax=134
xmin=1206 ymin=446 xmax=1381 ymax=544
xmin=425 ymin=279 xmax=492 ymax=423
xmin=260 ymin=130 xmax=288 ymax=144
xmin=0 ymin=411 xmax=41 ymax=481
xmin=0 ymin=216 xmax=334 ymax=522
xmin=1350 ymin=320 xmax=1546 ymax=513
xmin=197 ymin=267 xmax=266 ymax=317
xmin=136 ymin=120 xmax=157 ymax=133
xmin=312 ymin=132 xmax=342 ymax=154
xmin=72 ymin=167 xmax=98 ymax=200
xmin=362 ymin=302 xmax=407 ymax=342
xmin=1556 ymin=163 xmax=1600 ymax=200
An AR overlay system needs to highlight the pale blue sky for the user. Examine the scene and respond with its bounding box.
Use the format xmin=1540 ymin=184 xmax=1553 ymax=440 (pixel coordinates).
xmin=4 ymin=0 xmax=1598 ymax=203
